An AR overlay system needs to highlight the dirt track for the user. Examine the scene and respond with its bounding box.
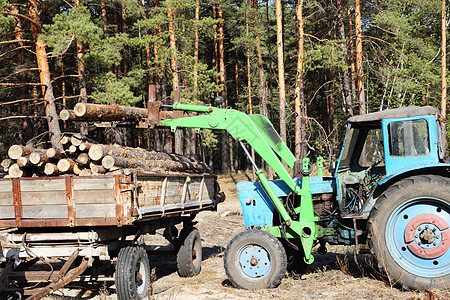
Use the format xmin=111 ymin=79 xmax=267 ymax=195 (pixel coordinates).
xmin=39 ymin=174 xmax=448 ymax=299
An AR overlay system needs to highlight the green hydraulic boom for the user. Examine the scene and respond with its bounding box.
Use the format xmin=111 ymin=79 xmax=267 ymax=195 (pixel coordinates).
xmin=156 ymin=103 xmax=319 ymax=263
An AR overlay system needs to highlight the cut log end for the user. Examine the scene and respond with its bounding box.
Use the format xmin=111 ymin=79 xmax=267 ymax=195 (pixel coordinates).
xmin=44 ymin=163 xmax=59 ymax=176
xmin=17 ymin=157 xmax=29 ymax=167
xmin=88 ymin=144 xmax=103 ymax=161
xmin=101 ymin=155 xmax=115 ymax=169
xmin=74 ymin=103 xmax=87 ymax=117
xmin=8 ymin=164 xmax=23 ymax=178
xmin=59 ymin=109 xmax=73 ymax=121
xmin=57 ymin=158 xmax=74 ymax=173
xmin=8 ymin=145 xmax=24 ymax=160
xmin=1 ymin=159 xmax=12 ymax=169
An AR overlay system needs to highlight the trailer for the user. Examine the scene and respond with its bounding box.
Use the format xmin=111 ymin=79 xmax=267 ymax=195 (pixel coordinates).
xmin=0 ymin=172 xmax=223 ymax=299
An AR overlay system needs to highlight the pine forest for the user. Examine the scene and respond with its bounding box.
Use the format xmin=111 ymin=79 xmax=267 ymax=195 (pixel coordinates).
xmin=0 ymin=0 xmax=449 ymax=174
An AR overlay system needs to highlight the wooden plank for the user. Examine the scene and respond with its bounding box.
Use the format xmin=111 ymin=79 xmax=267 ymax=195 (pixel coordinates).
xmin=22 ymin=205 xmax=68 ymax=219
xmin=0 ymin=192 xmax=14 ymax=206
xmin=73 ymin=177 xmax=114 ymax=191
xmin=0 ymin=206 xmax=15 ymax=218
xmin=20 ymin=191 xmax=66 ymax=205
xmin=76 ymin=204 xmax=116 ymax=218
xmin=73 ymin=190 xmax=115 ymax=204
xmin=0 ymin=180 xmax=12 ymax=192
xmin=164 ymin=177 xmax=185 ymax=205
xmin=20 ymin=178 xmax=66 ymax=192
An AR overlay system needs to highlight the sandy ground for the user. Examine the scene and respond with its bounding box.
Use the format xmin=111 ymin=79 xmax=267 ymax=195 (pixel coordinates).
xmin=12 ymin=174 xmax=449 ymax=299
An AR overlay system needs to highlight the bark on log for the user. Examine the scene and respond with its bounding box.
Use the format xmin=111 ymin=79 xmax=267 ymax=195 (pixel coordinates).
xmin=8 ymin=145 xmax=34 ymax=160
xmin=73 ymin=103 xmax=147 ymax=121
xmin=57 ymin=158 xmax=75 ymax=173
xmin=44 ymin=163 xmax=59 ymax=176
xmin=102 ymin=155 xmax=143 ymax=170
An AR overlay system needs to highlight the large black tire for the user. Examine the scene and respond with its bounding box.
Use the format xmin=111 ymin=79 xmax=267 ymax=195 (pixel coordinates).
xmin=224 ymin=229 xmax=287 ymax=290
xmin=368 ymin=175 xmax=450 ymax=290
xmin=176 ymin=227 xmax=202 ymax=277
xmin=115 ymin=246 xmax=150 ymax=300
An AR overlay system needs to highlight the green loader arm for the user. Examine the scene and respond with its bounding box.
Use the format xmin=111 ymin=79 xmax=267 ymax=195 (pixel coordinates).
xmin=159 ymin=103 xmax=318 ymax=263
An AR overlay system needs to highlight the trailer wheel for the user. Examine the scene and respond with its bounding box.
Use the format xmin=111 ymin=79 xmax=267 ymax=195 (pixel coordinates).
xmin=176 ymin=227 xmax=202 ymax=277
xmin=368 ymin=175 xmax=450 ymax=290
xmin=224 ymin=229 xmax=287 ymax=290
xmin=115 ymin=246 xmax=150 ymax=300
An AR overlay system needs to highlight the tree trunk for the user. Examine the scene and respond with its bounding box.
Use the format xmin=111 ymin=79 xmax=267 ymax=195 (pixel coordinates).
xmin=121 ymin=3 xmax=128 ymax=76
xmin=218 ymin=4 xmax=230 ymax=174
xmin=275 ymin=0 xmax=287 ymax=145
xmin=167 ymin=1 xmax=183 ymax=155
xmin=193 ymin=0 xmax=200 ymax=99
xmin=12 ymin=4 xmax=33 ymax=146
xmin=347 ymin=4 xmax=357 ymax=103
xmin=252 ymin=0 xmax=268 ymax=117
xmin=75 ymin=0 xmax=89 ymax=136
xmin=28 ymin=0 xmax=62 ymax=150
xmin=294 ymin=0 xmax=307 ymax=160
xmin=336 ymin=0 xmax=353 ymax=117
xmin=355 ymin=0 xmax=365 ymax=114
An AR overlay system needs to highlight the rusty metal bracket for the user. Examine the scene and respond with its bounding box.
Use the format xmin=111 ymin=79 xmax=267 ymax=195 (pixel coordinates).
xmin=114 ymin=175 xmax=123 ymax=227
xmin=65 ymin=176 xmax=75 ymax=227
xmin=11 ymin=178 xmax=22 ymax=228
xmin=27 ymin=251 xmax=90 ymax=300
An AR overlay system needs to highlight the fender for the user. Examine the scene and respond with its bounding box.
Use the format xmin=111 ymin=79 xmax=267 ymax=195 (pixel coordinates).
xmin=361 ymin=162 xmax=450 ymax=215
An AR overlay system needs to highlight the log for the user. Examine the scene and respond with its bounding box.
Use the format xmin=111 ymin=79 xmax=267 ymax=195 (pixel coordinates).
xmin=47 ymin=148 xmax=65 ymax=159
xmin=1 ymin=159 xmax=12 ymax=169
xmin=101 ymin=155 xmax=143 ymax=170
xmin=78 ymin=142 xmax=93 ymax=152
xmin=73 ymin=164 xmax=82 ymax=175
xmin=8 ymin=164 xmax=23 ymax=178
xmin=68 ymin=145 xmax=78 ymax=154
xmin=60 ymin=136 xmax=70 ymax=145
xmin=8 ymin=145 xmax=34 ymax=160
xmin=17 ymin=157 xmax=31 ymax=167
xmin=88 ymin=144 xmax=104 ymax=161
xmin=79 ymin=169 xmax=92 ymax=176
xmin=29 ymin=151 xmax=49 ymax=165
xmin=59 ymin=109 xmax=75 ymax=121
xmin=57 ymin=158 xmax=75 ymax=173
xmin=44 ymin=163 xmax=59 ymax=176
xmin=73 ymin=103 xmax=147 ymax=122
xmin=90 ymin=163 xmax=106 ymax=175
xmin=76 ymin=153 xmax=90 ymax=166
xmin=70 ymin=135 xmax=82 ymax=146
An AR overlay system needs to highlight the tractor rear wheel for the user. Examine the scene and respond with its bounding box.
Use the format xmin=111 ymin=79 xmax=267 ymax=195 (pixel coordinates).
xmin=224 ymin=229 xmax=287 ymax=290
xmin=368 ymin=175 xmax=450 ymax=290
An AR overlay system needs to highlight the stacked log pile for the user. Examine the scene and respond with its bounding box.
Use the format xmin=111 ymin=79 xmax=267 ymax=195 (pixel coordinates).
xmin=1 ymin=134 xmax=211 ymax=178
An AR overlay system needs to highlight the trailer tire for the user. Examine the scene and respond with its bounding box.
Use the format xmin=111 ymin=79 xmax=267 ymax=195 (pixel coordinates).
xmin=224 ymin=229 xmax=287 ymax=289
xmin=176 ymin=227 xmax=202 ymax=277
xmin=115 ymin=246 xmax=150 ymax=300
xmin=368 ymin=175 xmax=450 ymax=291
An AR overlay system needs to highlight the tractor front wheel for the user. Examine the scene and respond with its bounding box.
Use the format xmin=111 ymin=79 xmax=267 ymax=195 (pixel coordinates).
xmin=224 ymin=229 xmax=287 ymax=290
xmin=368 ymin=175 xmax=450 ymax=290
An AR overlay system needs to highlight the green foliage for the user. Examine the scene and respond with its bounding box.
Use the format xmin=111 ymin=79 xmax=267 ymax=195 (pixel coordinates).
xmin=42 ymin=6 xmax=103 ymax=55
xmin=91 ymin=72 xmax=140 ymax=105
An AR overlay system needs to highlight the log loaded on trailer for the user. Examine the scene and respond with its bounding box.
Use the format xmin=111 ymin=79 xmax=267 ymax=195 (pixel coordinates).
xmin=0 ymin=135 xmax=224 ymax=297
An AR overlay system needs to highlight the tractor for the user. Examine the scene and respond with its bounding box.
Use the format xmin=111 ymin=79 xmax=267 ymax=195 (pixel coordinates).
xmin=152 ymin=103 xmax=449 ymax=291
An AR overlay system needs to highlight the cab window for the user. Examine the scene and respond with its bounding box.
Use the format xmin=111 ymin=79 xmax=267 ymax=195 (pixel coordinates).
xmin=388 ymin=119 xmax=429 ymax=157
xmin=358 ymin=128 xmax=384 ymax=167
